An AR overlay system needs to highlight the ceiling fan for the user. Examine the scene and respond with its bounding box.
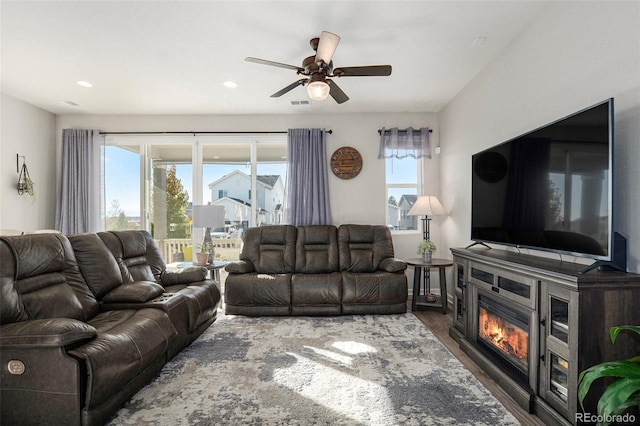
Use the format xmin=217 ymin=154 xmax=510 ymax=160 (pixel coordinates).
xmin=245 ymin=31 xmax=392 ymax=104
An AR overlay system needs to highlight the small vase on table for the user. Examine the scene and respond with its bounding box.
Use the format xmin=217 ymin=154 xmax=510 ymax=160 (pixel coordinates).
xmin=422 ymin=252 xmax=433 ymax=263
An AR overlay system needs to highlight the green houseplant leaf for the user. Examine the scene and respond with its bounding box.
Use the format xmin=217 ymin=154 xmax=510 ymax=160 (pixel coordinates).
xmin=611 ymin=325 xmax=640 ymax=344
xmin=578 ymin=325 xmax=640 ymax=425
xmin=597 ymin=377 xmax=640 ymax=419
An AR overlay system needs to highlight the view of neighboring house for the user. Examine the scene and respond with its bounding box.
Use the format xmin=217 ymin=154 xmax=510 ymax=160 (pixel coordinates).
xmin=398 ymin=195 xmax=418 ymax=230
xmin=387 ymin=195 xmax=418 ymax=230
xmin=208 ymin=171 xmax=284 ymax=227
xmin=387 ymin=203 xmax=399 ymax=229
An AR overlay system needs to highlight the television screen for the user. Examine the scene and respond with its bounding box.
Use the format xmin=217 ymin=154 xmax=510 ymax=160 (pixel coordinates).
xmin=471 ymin=99 xmax=613 ymax=260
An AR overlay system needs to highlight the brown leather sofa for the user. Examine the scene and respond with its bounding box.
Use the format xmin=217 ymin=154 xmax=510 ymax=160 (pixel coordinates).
xmin=0 ymin=231 xmax=221 ymax=426
xmin=225 ymin=224 xmax=407 ymax=316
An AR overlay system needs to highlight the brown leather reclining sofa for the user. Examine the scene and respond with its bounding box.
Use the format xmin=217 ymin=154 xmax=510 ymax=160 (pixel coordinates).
xmin=0 ymin=230 xmax=221 ymax=426
xmin=225 ymin=224 xmax=408 ymax=316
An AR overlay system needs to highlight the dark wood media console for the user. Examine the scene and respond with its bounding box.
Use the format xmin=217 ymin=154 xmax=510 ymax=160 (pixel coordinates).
xmin=449 ymin=247 xmax=640 ymax=425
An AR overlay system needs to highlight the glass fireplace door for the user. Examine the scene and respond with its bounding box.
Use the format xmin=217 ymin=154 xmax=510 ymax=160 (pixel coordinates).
xmin=477 ymin=294 xmax=530 ymax=378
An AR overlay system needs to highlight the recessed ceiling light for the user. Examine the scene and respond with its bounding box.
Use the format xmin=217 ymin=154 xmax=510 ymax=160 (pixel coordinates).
xmin=76 ymin=80 xmax=93 ymax=88
xmin=223 ymin=81 xmax=238 ymax=89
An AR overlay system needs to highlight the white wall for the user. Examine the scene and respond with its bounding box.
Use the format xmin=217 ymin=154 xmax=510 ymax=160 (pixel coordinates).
xmin=0 ymin=93 xmax=56 ymax=231
xmin=439 ymin=1 xmax=640 ymax=273
xmin=55 ymin=111 xmax=439 ymax=261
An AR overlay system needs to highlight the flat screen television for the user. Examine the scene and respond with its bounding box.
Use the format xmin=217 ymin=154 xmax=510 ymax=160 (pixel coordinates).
xmin=471 ymin=98 xmax=626 ymax=272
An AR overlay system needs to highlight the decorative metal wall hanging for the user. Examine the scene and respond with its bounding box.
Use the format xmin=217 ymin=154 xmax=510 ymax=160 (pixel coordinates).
xmin=17 ymin=154 xmax=35 ymax=196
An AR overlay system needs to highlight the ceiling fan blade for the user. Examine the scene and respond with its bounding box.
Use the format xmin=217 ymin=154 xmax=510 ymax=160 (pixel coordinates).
xmin=333 ymin=65 xmax=392 ymax=77
xmin=327 ymin=79 xmax=349 ymax=104
xmin=245 ymin=57 xmax=304 ymax=73
xmin=270 ymin=79 xmax=307 ymax=98
xmin=315 ymin=31 xmax=340 ymax=65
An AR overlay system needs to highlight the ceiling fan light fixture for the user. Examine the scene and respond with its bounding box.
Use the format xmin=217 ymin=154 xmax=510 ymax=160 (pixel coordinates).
xmin=307 ymin=80 xmax=330 ymax=101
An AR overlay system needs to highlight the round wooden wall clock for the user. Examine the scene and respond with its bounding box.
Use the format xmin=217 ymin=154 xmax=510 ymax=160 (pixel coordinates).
xmin=330 ymin=146 xmax=363 ymax=179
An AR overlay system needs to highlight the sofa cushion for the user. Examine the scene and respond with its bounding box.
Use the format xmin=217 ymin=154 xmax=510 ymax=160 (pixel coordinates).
xmin=295 ymin=225 xmax=339 ymax=273
xmin=97 ymin=231 xmax=136 ymax=282
xmin=291 ymin=272 xmax=342 ymax=315
xmin=240 ymin=225 xmax=296 ymax=274
xmin=68 ymin=233 xmax=124 ymax=299
xmin=68 ymin=308 xmax=176 ymax=410
xmin=102 ymin=281 xmax=165 ymax=303
xmin=98 ymin=231 xmax=165 ymax=284
xmin=225 ymin=273 xmax=291 ymax=315
xmin=0 ymin=234 xmax=99 ymax=322
xmin=1 ymin=239 xmax=28 ymax=324
xmin=341 ymin=271 xmax=407 ymax=314
xmin=338 ymin=225 xmax=396 ymax=272
xmin=164 ymin=282 xmax=220 ymax=332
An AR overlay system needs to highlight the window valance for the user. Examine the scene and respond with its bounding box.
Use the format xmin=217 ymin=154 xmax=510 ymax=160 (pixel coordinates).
xmin=377 ymin=127 xmax=431 ymax=159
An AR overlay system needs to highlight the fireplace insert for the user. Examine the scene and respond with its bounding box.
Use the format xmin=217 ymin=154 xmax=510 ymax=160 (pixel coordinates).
xmin=477 ymin=294 xmax=530 ymax=381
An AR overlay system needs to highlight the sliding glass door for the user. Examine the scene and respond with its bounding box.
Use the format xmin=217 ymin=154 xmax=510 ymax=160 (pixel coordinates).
xmin=103 ymin=135 xmax=286 ymax=263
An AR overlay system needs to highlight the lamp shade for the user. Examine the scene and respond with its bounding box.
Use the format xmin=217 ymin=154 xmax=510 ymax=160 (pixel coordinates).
xmin=407 ymin=196 xmax=447 ymax=217
xmin=192 ymin=205 xmax=225 ymax=229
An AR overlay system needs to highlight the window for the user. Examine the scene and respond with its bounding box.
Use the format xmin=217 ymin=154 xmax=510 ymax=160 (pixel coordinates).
xmin=201 ymin=139 xmax=286 ymax=230
xmin=103 ymin=145 xmax=141 ymax=231
xmin=103 ymin=134 xmax=286 ymax=262
xmin=385 ymin=157 xmax=421 ymax=231
xmin=148 ymin=144 xmax=192 ymax=240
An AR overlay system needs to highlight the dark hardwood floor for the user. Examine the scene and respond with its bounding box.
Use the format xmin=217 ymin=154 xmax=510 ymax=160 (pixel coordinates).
xmin=411 ymin=305 xmax=545 ymax=426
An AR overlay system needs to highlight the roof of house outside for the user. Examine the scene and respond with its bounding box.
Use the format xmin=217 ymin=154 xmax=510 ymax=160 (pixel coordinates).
xmin=399 ymin=194 xmax=417 ymax=207
xmin=208 ymin=170 xmax=280 ymax=189
xmin=256 ymin=175 xmax=280 ymax=187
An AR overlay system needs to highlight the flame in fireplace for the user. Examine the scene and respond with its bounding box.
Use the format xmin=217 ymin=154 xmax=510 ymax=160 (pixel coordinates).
xmin=478 ymin=306 xmax=528 ymax=365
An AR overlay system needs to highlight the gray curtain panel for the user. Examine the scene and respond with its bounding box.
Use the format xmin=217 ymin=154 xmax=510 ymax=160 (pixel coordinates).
xmin=285 ymin=128 xmax=332 ymax=226
xmin=56 ymin=129 xmax=102 ymax=234
xmin=378 ymin=127 xmax=431 ymax=159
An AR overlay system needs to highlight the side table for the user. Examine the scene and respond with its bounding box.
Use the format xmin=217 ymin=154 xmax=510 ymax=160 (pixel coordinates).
xmin=406 ymin=257 xmax=453 ymax=314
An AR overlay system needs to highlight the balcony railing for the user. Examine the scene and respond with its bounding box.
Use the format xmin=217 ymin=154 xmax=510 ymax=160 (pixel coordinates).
xmin=156 ymin=237 xmax=243 ymax=263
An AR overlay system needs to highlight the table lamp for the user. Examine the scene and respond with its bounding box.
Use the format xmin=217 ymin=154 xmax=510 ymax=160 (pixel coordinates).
xmin=407 ymin=195 xmax=447 ymax=241
xmin=192 ymin=204 xmax=225 ymax=260
xmin=407 ymin=195 xmax=447 ymax=302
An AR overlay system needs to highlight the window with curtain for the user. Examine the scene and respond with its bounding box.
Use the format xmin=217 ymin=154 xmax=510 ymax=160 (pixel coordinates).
xmin=378 ymin=127 xmax=430 ymax=231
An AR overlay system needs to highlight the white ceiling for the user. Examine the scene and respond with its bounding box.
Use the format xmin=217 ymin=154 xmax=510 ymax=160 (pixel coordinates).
xmin=1 ymin=1 xmax=550 ymax=115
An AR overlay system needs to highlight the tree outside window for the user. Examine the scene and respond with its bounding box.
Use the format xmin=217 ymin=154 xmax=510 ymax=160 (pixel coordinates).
xmin=164 ymin=164 xmax=190 ymax=238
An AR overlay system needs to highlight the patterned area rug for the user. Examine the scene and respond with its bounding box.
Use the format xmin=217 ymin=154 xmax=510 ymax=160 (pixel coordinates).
xmin=108 ymin=312 xmax=518 ymax=425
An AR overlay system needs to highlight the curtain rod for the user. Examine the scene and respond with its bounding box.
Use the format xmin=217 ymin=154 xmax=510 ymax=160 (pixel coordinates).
xmin=99 ymin=130 xmax=333 ymax=136
xmin=378 ymin=128 xmax=432 ymax=134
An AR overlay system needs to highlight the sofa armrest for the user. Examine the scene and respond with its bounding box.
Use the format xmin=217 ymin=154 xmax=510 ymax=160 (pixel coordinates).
xmin=225 ymin=260 xmax=255 ymax=274
xmin=102 ymin=281 xmax=165 ymax=303
xmin=161 ymin=267 xmax=207 ymax=285
xmin=379 ymin=258 xmax=407 ymax=273
xmin=0 ymin=319 xmax=97 ymax=348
